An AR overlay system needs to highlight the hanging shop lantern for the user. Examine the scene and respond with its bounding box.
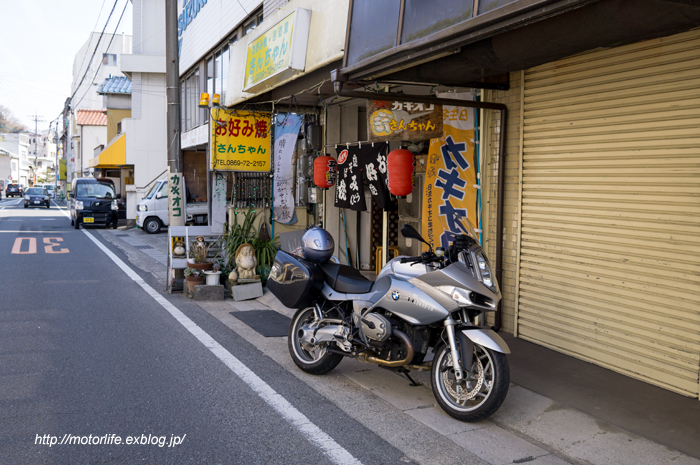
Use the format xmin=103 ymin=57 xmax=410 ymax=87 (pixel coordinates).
xmin=314 ymin=155 xmax=337 ymax=189
xmin=387 ymin=147 xmax=415 ymax=197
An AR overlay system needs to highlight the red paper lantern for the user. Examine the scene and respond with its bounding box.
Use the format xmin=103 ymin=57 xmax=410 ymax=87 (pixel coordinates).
xmin=387 ymin=148 xmax=415 ymax=197
xmin=314 ymin=155 xmax=337 ymax=189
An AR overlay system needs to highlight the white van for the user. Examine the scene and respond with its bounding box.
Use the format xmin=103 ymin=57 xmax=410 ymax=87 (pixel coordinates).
xmin=135 ymin=178 xmax=208 ymax=233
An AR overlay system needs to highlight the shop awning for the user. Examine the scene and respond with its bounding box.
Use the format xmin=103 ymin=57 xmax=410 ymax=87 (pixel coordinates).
xmin=89 ymin=134 xmax=125 ymax=168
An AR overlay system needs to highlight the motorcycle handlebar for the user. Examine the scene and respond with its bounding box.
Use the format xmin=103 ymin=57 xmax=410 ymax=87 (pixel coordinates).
xmin=400 ymin=253 xmax=444 ymax=266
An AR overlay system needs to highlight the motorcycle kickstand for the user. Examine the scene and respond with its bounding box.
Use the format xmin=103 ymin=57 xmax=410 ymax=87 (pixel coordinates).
xmin=397 ymin=368 xmax=422 ymax=387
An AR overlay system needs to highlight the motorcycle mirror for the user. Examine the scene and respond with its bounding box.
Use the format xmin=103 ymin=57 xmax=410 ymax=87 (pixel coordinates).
xmin=401 ymin=224 xmax=431 ymax=248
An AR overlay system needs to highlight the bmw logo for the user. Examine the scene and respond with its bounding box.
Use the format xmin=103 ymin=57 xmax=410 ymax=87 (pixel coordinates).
xmin=391 ymin=291 xmax=400 ymax=300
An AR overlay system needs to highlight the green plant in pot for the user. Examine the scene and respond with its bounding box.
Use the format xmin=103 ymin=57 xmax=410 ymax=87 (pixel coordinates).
xmin=184 ymin=267 xmax=205 ymax=294
xmin=187 ymin=236 xmax=215 ymax=271
xmin=222 ymin=207 xmax=280 ymax=282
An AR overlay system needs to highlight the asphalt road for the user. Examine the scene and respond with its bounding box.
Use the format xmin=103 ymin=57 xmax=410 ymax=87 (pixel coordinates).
xmin=0 ymin=198 xmax=411 ymax=465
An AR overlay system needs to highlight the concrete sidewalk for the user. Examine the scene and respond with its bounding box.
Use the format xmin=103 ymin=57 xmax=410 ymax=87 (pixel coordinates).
xmin=99 ymin=226 xmax=700 ymax=465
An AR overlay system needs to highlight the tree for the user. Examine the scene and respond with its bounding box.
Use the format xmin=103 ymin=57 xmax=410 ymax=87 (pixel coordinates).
xmin=0 ymin=105 xmax=28 ymax=133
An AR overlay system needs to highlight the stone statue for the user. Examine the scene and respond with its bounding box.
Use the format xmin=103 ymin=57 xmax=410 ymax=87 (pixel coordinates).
xmin=235 ymin=243 xmax=259 ymax=280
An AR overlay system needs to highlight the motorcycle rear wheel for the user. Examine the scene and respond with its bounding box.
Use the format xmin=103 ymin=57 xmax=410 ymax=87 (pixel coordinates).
xmin=431 ymin=342 xmax=510 ymax=422
xmin=288 ymin=307 xmax=343 ymax=375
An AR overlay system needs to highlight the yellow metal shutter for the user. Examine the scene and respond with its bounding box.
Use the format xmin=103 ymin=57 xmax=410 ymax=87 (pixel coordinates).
xmin=517 ymin=29 xmax=700 ymax=397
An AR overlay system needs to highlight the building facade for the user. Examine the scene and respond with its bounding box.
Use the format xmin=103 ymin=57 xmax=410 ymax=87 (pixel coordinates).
xmin=331 ymin=0 xmax=700 ymax=399
xmin=67 ymin=32 xmax=132 ymax=182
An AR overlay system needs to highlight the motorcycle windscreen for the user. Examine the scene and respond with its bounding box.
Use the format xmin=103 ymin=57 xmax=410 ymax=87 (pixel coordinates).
xmin=267 ymin=250 xmax=324 ymax=309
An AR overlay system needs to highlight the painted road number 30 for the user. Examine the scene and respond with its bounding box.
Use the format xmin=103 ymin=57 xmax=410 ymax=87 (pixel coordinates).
xmin=11 ymin=237 xmax=69 ymax=254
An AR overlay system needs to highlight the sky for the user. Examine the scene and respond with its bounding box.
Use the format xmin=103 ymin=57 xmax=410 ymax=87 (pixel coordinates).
xmin=0 ymin=0 xmax=133 ymax=133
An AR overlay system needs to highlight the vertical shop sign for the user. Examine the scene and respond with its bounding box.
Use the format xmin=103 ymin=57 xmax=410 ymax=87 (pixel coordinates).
xmin=59 ymin=159 xmax=67 ymax=180
xmin=422 ymin=94 xmax=477 ymax=250
xmin=211 ymin=109 xmax=271 ymax=171
xmin=368 ymin=100 xmax=442 ymax=142
xmin=212 ymin=172 xmax=227 ymax=234
xmin=273 ymin=114 xmax=303 ymax=224
xmin=168 ymin=171 xmax=186 ymax=227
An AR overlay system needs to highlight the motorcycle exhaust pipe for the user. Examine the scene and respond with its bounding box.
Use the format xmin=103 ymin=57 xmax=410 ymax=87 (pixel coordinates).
xmin=358 ymin=329 xmax=414 ymax=368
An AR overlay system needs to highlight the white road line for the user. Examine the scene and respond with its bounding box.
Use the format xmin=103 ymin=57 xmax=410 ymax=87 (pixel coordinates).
xmin=80 ymin=227 xmax=364 ymax=465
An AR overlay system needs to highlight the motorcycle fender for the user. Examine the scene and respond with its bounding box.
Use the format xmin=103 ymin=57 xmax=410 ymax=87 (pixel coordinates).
xmin=461 ymin=328 xmax=511 ymax=354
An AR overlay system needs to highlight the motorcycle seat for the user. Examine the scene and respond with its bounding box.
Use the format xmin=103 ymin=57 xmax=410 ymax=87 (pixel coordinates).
xmin=319 ymin=262 xmax=373 ymax=294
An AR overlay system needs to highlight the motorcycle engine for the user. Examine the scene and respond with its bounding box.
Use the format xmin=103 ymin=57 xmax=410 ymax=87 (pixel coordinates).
xmin=361 ymin=313 xmax=392 ymax=343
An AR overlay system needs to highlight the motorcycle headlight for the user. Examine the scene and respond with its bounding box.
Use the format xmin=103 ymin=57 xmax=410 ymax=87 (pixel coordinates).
xmin=475 ymin=252 xmax=497 ymax=292
xmin=75 ymin=200 xmax=84 ymax=210
xmin=137 ymin=204 xmax=147 ymax=212
xmin=436 ymin=285 xmax=473 ymax=306
xmin=111 ymin=199 xmax=118 ymax=210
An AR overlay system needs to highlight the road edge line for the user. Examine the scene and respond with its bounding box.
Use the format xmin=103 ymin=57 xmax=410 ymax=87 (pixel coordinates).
xmin=80 ymin=227 xmax=363 ymax=465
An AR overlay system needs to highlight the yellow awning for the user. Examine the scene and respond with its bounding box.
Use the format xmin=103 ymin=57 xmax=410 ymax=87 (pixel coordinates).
xmin=89 ymin=134 xmax=125 ymax=168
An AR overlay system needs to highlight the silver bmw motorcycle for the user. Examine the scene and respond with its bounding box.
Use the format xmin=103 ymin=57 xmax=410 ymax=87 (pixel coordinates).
xmin=267 ymin=222 xmax=510 ymax=422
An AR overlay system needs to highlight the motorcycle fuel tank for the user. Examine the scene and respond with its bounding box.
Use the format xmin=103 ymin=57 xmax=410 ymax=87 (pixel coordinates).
xmin=370 ymin=275 xmax=458 ymax=325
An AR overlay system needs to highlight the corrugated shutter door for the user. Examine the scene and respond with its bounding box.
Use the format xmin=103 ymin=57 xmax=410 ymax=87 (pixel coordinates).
xmin=517 ymin=29 xmax=700 ymax=397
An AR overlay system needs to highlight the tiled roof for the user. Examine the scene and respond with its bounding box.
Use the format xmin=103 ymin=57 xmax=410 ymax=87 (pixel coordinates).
xmin=76 ymin=109 xmax=107 ymax=126
xmin=97 ymin=76 xmax=132 ymax=94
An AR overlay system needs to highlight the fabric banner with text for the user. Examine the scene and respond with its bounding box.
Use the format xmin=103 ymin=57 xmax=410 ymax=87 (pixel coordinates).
xmin=273 ymin=114 xmax=303 ymax=224
xmin=334 ymin=142 xmax=394 ymax=212
xmin=422 ymin=93 xmax=477 ymax=250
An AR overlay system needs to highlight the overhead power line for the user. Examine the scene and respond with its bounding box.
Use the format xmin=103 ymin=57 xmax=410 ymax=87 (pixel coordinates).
xmin=73 ymin=0 xmax=110 ymax=89
xmin=69 ymin=0 xmax=121 ymax=102
xmin=73 ymin=0 xmax=130 ymax=110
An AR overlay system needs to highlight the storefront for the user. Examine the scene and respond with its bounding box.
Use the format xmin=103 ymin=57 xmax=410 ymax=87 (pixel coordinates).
xmin=331 ymin=0 xmax=700 ymax=398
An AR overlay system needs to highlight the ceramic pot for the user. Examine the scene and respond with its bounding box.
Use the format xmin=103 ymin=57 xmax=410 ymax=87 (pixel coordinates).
xmin=187 ymin=262 xmax=213 ymax=271
xmin=186 ymin=276 xmax=205 ymax=293
xmin=203 ymin=270 xmax=221 ymax=286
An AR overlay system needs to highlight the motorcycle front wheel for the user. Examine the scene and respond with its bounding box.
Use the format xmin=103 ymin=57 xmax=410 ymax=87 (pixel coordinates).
xmin=288 ymin=307 xmax=343 ymax=375
xmin=431 ymin=342 xmax=510 ymax=422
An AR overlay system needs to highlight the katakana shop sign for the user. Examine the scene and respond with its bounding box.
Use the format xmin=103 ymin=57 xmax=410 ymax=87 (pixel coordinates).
xmin=243 ymin=9 xmax=311 ymax=93
xmin=211 ymin=109 xmax=271 ymax=172
xmin=368 ymin=100 xmax=443 ymax=142
xmin=422 ymin=94 xmax=478 ymax=250
xmin=168 ymin=171 xmax=185 ymax=227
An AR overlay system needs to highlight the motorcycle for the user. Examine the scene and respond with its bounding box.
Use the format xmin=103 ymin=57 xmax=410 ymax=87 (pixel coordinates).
xmin=267 ymin=221 xmax=510 ymax=422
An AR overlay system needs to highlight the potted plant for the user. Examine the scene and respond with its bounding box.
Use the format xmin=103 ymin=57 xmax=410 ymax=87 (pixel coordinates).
xmin=187 ymin=236 xmax=214 ymax=271
xmin=203 ymin=262 xmax=222 ymax=286
xmin=222 ymin=207 xmax=280 ymax=283
xmin=184 ymin=267 xmax=205 ymax=294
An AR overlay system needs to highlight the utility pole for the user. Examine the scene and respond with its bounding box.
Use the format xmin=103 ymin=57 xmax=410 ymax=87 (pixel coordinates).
xmin=166 ymin=0 xmax=184 ymax=227
xmin=28 ymin=111 xmax=45 ymax=185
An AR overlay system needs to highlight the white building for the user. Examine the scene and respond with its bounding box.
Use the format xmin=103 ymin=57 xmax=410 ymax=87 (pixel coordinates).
xmin=67 ymin=32 xmax=132 ymax=182
xmin=0 ymin=133 xmax=31 ymax=186
xmin=89 ymin=0 xmax=168 ymax=222
xmin=0 ymin=147 xmax=12 ymax=191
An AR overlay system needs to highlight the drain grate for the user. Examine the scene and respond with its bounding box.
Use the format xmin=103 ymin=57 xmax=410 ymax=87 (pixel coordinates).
xmin=114 ymin=234 xmax=129 ymax=237
xmin=133 ymin=245 xmax=153 ymax=250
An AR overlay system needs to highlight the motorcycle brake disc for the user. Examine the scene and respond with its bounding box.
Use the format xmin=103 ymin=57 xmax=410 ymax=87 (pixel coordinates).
xmin=443 ymin=353 xmax=484 ymax=401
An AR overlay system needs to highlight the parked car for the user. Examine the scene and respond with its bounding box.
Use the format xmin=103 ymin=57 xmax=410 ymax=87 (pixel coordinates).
xmin=70 ymin=178 xmax=119 ymax=229
xmin=6 ymin=183 xmax=22 ymax=197
xmin=41 ymin=184 xmax=56 ymax=199
xmin=135 ymin=178 xmax=208 ymax=234
xmin=24 ymin=187 xmax=51 ymax=209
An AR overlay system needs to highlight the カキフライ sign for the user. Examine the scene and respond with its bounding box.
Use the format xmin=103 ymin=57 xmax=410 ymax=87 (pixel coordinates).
xmin=422 ymin=94 xmax=478 ymax=250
